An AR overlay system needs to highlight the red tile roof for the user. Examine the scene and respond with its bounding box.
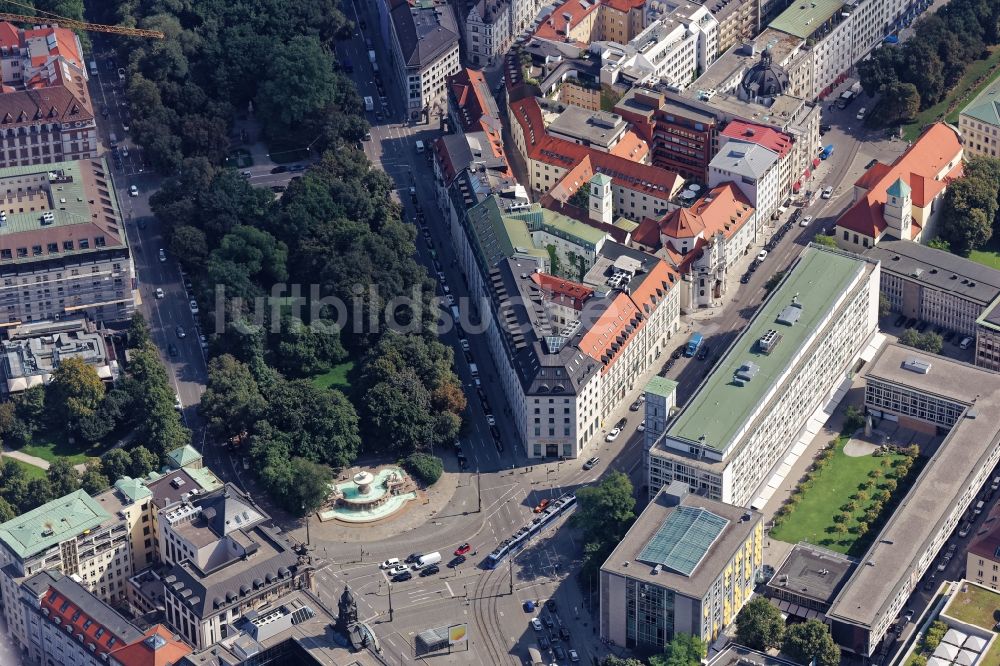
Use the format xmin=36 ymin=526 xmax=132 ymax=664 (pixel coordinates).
xmin=609 ymin=129 xmax=649 ymax=161
xmin=604 ymin=0 xmax=646 ymax=11
xmin=511 ymin=96 xmax=682 ymax=199
xmin=42 ymin=587 xmax=131 ymax=658
xmin=23 ymin=26 xmax=84 ymax=70
xmin=836 ymin=123 xmax=963 ymax=238
xmin=109 ymin=625 xmax=191 ymax=666
xmin=721 ymin=121 xmax=792 ymax=159
xmin=531 ymin=272 xmax=594 ymax=309
xmin=448 ymin=68 xmax=491 ymax=133
xmin=634 ymin=183 xmax=754 ymax=251
xmin=534 ymin=0 xmax=601 ymax=44
xmin=0 ymin=22 xmax=19 ymax=50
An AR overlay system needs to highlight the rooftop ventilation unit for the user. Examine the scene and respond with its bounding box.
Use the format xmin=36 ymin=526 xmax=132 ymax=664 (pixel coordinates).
xmin=776 ymin=296 xmax=803 ymax=326
xmin=901 ymin=357 xmax=931 ymax=374
xmin=170 ymin=476 xmax=186 ymax=489
xmin=733 ymin=361 xmax=760 ymax=386
xmin=758 ymin=329 xmax=781 ymax=354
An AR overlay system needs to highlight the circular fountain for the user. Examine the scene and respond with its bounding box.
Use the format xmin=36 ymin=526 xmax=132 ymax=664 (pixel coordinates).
xmin=319 ymin=466 xmax=418 ymax=524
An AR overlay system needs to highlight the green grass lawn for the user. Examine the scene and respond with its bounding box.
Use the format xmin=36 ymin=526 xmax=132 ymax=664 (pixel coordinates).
xmin=902 ymin=47 xmax=1000 ymax=141
xmin=14 ymin=432 xmax=105 ymax=466
xmin=311 ymin=361 xmax=354 ymax=391
xmin=969 ymin=240 xmax=1000 ymax=270
xmin=771 ymin=438 xmax=908 ymax=554
xmin=10 ymin=458 xmax=47 ymax=480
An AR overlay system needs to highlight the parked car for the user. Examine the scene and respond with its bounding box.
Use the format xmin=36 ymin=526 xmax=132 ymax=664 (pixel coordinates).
xmin=486 ymin=414 xmax=496 ymax=427
xmin=531 ymin=618 xmax=543 ymax=631
xmin=799 ymin=215 xmax=813 ymax=227
xmin=697 ymin=344 xmax=711 ymax=361
xmin=629 ymin=398 xmax=643 ymax=411
xmin=158 ymin=248 xmax=166 ymax=262
xmin=543 ymin=615 xmax=554 ymax=629
xmin=380 ymin=558 xmax=400 ymax=570
xmin=129 ymin=185 xmax=138 ymax=197
xmin=866 ymin=158 xmax=879 ymax=169
xmin=553 ymin=645 xmax=567 ymax=661
xmin=756 ymin=249 xmax=768 ymax=262
xmin=167 ymin=344 xmax=178 ymax=358
xmin=189 ymin=300 xmax=199 ymax=314
xmin=447 ymin=555 xmax=466 ymax=568
xmin=615 ymin=417 xmax=627 ymax=429
xmin=539 ymin=635 xmax=550 ymax=650
xmin=419 ymin=564 xmax=440 ymax=577
xmin=392 ymin=571 xmax=412 ymax=582
xmin=637 ymin=420 xmax=646 ymax=432
xmin=605 ymin=428 xmax=621 ymax=442
xmin=388 ymin=565 xmax=408 ymax=576
xmin=740 ymin=274 xmax=750 ymax=284
xmin=856 ymin=107 xmax=867 ymax=120
xmin=559 ymin=627 xmax=571 ymax=641
xmin=583 ymin=456 xmax=600 ymax=470
xmin=821 ymin=186 xmax=833 ymax=199
xmin=569 ymin=649 xmax=580 ymax=662
xmin=175 ymin=326 xmax=186 ymax=339
xmin=545 ymin=599 xmax=557 ymax=612
xmin=154 ymin=288 xmax=164 ymax=299
xmin=454 ymin=543 xmax=472 ymax=556
xmin=534 ymin=499 xmax=550 ymax=513
xmin=460 ymin=339 xmax=469 ymax=352
xmin=405 ymin=553 xmax=421 ymax=564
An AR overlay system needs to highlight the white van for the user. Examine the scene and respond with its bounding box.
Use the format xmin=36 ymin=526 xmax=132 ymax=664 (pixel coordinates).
xmin=959 ymin=336 xmax=974 ymax=350
xmin=415 ymin=140 xmax=425 ymax=153
xmin=415 ymin=552 xmax=441 ymax=569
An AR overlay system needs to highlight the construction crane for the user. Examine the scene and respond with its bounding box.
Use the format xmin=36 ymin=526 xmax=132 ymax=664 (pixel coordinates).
xmin=0 ymin=0 xmax=163 ymax=39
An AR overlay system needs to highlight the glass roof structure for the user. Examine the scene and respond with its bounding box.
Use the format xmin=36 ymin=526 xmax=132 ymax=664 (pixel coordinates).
xmin=637 ymin=506 xmax=729 ymax=576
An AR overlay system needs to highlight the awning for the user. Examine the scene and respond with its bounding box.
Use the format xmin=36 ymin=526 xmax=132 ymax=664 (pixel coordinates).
xmin=793 ymin=181 xmax=802 ymax=192
xmin=804 ymin=168 xmax=812 ymax=178
xmin=812 ymin=157 xmax=821 ymax=167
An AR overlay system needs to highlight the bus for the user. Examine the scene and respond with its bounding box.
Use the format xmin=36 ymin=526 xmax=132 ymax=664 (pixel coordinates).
xmin=484 ymin=493 xmax=577 ymax=569
xmin=685 ymin=332 xmax=703 ymax=357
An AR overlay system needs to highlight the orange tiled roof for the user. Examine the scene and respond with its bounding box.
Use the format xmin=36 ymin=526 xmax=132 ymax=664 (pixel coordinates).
xmin=0 ymin=22 xmax=19 ymax=50
xmin=609 ymin=129 xmax=649 ymax=161
xmin=604 ymin=0 xmax=646 ymax=11
xmin=534 ymin=0 xmax=601 ymax=44
xmin=628 ymin=259 xmax=678 ymax=318
xmin=635 ymin=183 xmax=754 ymax=251
xmin=41 ymin=588 xmax=131 ymax=657
xmin=108 ymin=625 xmax=191 ymax=666
xmin=837 ymin=123 xmax=962 ymax=238
xmin=23 ymin=26 xmax=83 ymax=70
xmin=531 ymin=272 xmax=594 ymax=309
xmin=511 ymin=96 xmax=682 ymax=199
xmin=721 ymin=121 xmax=792 ymax=159
xmin=578 ymin=291 xmax=641 ymax=366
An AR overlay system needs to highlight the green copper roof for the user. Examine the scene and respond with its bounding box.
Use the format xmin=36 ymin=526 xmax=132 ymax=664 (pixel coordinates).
xmin=186 ymin=467 xmax=223 ymax=492
xmin=886 ymin=178 xmax=910 ymax=199
xmin=645 ymin=376 xmax=678 ymax=399
xmin=166 ymin=444 xmax=202 ymax=469
xmin=0 ymin=489 xmax=111 ymax=560
xmin=962 ymin=77 xmax=1000 ymax=126
xmin=769 ymin=0 xmax=844 ymax=39
xmin=114 ymin=476 xmax=151 ymax=503
xmin=665 ymin=246 xmax=866 ymax=453
xmin=590 ymin=173 xmax=612 ymax=187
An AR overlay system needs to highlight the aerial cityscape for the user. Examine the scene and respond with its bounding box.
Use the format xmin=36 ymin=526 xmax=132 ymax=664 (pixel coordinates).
xmin=0 ymin=0 xmax=997 ymax=665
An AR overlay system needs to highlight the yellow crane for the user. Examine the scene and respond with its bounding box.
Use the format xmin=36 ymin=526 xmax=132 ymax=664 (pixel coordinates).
xmin=0 ymin=0 xmax=164 ymax=39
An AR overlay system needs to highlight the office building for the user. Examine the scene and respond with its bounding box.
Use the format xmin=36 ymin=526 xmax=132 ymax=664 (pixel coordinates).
xmin=766 ymin=543 xmax=854 ymax=619
xmin=966 ymin=502 xmax=1000 ymax=591
xmin=647 ymin=245 xmax=880 ymax=506
xmin=0 ymin=489 xmax=134 ymax=653
xmin=19 ymin=570 xmax=142 ymax=666
xmin=827 ymin=344 xmax=1000 ymax=656
xmin=387 ymin=0 xmax=460 ymax=116
xmin=484 ymin=242 xmax=681 ymax=459
xmin=959 ymin=77 xmax=1000 ymax=159
xmin=596 ymin=5 xmax=718 ymax=91
xmin=0 ymin=22 xmax=97 ymax=167
xmin=0 ymin=318 xmax=118 ymax=394
xmin=835 ymin=123 xmax=963 ymax=252
xmin=632 ymin=182 xmax=757 ymax=310
xmin=158 ymin=485 xmax=314 ymax=649
xmin=0 ymin=159 xmax=137 ymax=324
xmin=708 ymin=140 xmax=781 ymax=224
xmin=720 ymin=120 xmax=794 ymax=203
xmin=601 ymin=482 xmax=763 ymax=650
xmin=702 ymin=0 xmax=760 ymax=54
xmin=976 ymin=296 xmax=1000 ymax=372
xmin=865 ymin=240 xmax=1000 ymax=337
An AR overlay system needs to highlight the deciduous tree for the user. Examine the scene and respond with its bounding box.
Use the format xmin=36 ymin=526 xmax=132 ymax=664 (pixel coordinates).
xmin=736 ymin=596 xmax=785 ymax=650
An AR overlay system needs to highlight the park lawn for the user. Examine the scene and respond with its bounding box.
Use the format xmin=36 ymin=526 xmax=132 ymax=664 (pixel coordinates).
xmin=969 ymin=242 xmax=1000 ymax=271
xmin=902 ymin=46 xmax=1000 ymax=141
xmin=311 ymin=361 xmax=354 ymax=391
xmin=10 ymin=459 xmax=47 ymax=481
xmin=770 ymin=438 xmax=906 ymax=554
xmin=15 ymin=432 xmax=104 ymax=466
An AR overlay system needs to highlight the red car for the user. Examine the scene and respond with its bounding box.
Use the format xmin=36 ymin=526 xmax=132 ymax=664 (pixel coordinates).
xmin=454 ymin=543 xmax=472 ymax=556
xmin=534 ymin=499 xmax=551 ymax=513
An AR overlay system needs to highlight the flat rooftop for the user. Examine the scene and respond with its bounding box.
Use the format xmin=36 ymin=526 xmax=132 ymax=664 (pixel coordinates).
xmin=866 ymin=240 xmax=1000 ymax=306
xmin=645 ymin=376 xmax=678 ymax=399
xmin=663 ymin=246 xmax=867 ymax=453
xmin=547 ymin=105 xmax=627 ymax=148
xmin=602 ymin=488 xmax=760 ymax=599
xmin=977 ymin=293 xmax=1000 ymax=333
xmin=768 ymin=543 xmax=854 ymax=606
xmin=769 ymin=0 xmax=845 ymax=39
xmin=827 ymin=344 xmax=1000 ymax=628
xmin=0 ymin=489 xmax=111 ymax=560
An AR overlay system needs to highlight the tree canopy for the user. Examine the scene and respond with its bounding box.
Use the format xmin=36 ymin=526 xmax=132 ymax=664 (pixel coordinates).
xmin=736 ymin=596 xmax=785 ymax=650
xmin=782 ymin=619 xmax=841 ymax=666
